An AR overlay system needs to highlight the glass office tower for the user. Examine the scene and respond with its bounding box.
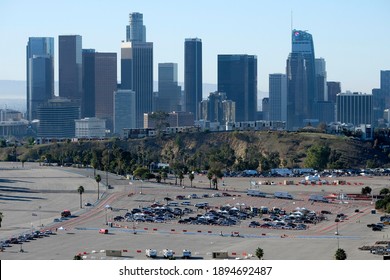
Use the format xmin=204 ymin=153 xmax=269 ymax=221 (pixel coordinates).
xmin=26 ymin=37 xmax=54 ymax=121
xmin=59 ymin=35 xmax=83 ymax=103
xmin=287 ymin=29 xmax=317 ymax=130
xmin=218 ymin=54 xmax=257 ymax=122
xmin=184 ymin=38 xmax=202 ymax=120
xmin=126 ymin=12 xmax=146 ymax=43
xmin=157 ymin=63 xmax=182 ymax=112
xmin=121 ymin=41 xmax=153 ymax=128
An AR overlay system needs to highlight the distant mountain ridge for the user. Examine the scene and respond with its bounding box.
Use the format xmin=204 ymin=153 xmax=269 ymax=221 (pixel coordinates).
xmin=0 ymin=80 xmax=268 ymax=112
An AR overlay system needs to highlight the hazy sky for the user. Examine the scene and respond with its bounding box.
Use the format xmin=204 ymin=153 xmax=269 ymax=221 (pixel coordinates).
xmin=0 ymin=0 xmax=389 ymax=94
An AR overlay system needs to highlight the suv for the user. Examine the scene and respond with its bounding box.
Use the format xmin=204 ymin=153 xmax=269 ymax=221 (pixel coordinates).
xmin=61 ymin=210 xmax=71 ymax=217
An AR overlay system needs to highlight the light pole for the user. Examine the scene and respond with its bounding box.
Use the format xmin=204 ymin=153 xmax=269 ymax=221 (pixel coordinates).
xmin=38 ymin=206 xmax=42 ymax=227
xmin=336 ymin=221 xmax=340 ymax=249
xmin=105 ymin=204 xmax=111 ymax=225
xmin=106 ymin=148 xmax=110 ymax=189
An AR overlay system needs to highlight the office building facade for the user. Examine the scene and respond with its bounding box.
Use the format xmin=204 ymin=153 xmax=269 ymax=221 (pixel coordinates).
xmin=315 ymin=58 xmax=327 ymax=101
xmin=184 ymin=38 xmax=202 ymax=120
xmin=75 ymin=117 xmax=106 ymax=139
xmin=269 ymin=73 xmax=287 ymax=122
xmin=126 ymin=12 xmax=146 ymax=43
xmin=59 ymin=35 xmax=83 ymax=103
xmin=336 ymin=92 xmax=373 ymax=126
xmin=327 ymin=81 xmax=341 ymax=103
xmin=114 ymin=89 xmax=136 ymax=134
xmin=218 ymin=54 xmax=257 ymax=122
xmin=82 ymin=50 xmax=117 ymax=132
xmin=286 ymin=52 xmax=307 ymax=130
xmin=157 ymin=63 xmax=182 ymax=112
xmin=26 ymin=37 xmax=54 ymax=121
xmin=381 ymin=70 xmax=390 ymax=108
xmin=121 ymin=41 xmax=153 ymax=128
xmin=292 ymin=30 xmax=317 ymax=104
xmin=37 ymin=98 xmax=80 ymax=138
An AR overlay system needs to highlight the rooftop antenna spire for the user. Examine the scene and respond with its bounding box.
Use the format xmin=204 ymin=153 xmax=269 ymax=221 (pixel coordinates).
xmin=291 ymin=10 xmax=294 ymax=32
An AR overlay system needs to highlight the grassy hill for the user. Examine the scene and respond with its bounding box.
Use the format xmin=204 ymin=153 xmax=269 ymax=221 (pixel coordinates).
xmin=1 ymin=131 xmax=387 ymax=170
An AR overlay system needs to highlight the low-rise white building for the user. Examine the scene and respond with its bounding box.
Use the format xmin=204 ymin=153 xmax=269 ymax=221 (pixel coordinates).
xmin=75 ymin=118 xmax=106 ymax=139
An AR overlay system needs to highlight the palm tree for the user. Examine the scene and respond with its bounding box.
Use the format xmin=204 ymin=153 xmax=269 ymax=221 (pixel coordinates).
xmin=207 ymin=171 xmax=213 ymax=189
xmin=0 ymin=212 xmax=3 ymax=228
xmin=255 ymin=247 xmax=264 ymax=260
xmin=335 ymin=248 xmax=347 ymax=260
xmin=189 ymin=173 xmax=195 ymax=187
xmin=178 ymin=171 xmax=184 ymax=186
xmin=95 ymin=174 xmax=101 ymax=200
xmin=77 ymin=186 xmax=85 ymax=208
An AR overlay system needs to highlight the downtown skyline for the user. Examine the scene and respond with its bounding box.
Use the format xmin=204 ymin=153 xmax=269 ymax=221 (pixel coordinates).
xmin=0 ymin=0 xmax=389 ymax=97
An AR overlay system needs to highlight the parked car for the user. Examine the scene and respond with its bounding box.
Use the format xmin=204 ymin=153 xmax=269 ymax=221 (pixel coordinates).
xmin=163 ymin=249 xmax=174 ymax=258
xmin=249 ymin=221 xmax=260 ymax=228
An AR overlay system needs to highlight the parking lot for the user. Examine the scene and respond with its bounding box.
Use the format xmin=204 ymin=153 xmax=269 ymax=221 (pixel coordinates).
xmin=0 ymin=162 xmax=389 ymax=260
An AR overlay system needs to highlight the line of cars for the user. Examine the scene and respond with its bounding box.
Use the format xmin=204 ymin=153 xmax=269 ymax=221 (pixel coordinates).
xmin=0 ymin=229 xmax=55 ymax=250
xmin=367 ymin=215 xmax=389 ymax=231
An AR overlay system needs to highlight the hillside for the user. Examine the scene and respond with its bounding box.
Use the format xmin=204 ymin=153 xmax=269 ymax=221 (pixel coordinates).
xmin=1 ymin=131 xmax=387 ymax=170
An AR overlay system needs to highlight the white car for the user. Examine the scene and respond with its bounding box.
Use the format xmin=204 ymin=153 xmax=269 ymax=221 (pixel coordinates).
xmin=181 ymin=201 xmax=191 ymax=206
xmin=163 ymin=249 xmax=174 ymax=258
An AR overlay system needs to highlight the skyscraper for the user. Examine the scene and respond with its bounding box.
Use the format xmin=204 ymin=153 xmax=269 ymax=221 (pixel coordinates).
xmin=82 ymin=50 xmax=117 ymax=132
xmin=315 ymin=58 xmax=327 ymax=101
xmin=126 ymin=12 xmax=146 ymax=42
xmin=327 ymin=81 xmax=341 ymax=103
xmin=26 ymin=37 xmax=54 ymax=121
xmin=286 ymin=52 xmax=307 ymax=130
xmin=381 ymin=70 xmax=390 ymax=108
xmin=59 ymin=35 xmax=83 ymax=103
xmin=292 ymin=30 xmax=316 ymax=104
xmin=218 ymin=55 xmax=257 ymax=122
xmin=286 ymin=29 xmax=317 ymax=130
xmin=82 ymin=49 xmax=96 ymax=118
xmin=184 ymin=38 xmax=202 ymax=120
xmin=114 ymin=89 xmax=136 ymax=134
xmin=269 ymin=73 xmax=287 ymax=122
xmin=157 ymin=63 xmax=182 ymax=112
xmin=121 ymin=41 xmax=153 ymax=128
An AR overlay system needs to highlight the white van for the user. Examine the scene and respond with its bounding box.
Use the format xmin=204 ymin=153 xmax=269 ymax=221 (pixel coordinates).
xmin=145 ymin=249 xmax=157 ymax=258
xmin=163 ymin=249 xmax=174 ymax=258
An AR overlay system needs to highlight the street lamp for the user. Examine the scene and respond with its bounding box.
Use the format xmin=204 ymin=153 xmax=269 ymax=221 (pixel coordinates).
xmin=106 ymin=147 xmax=110 ymax=189
xmin=38 ymin=206 xmax=42 ymax=227
xmin=336 ymin=221 xmax=340 ymax=249
xmin=105 ymin=204 xmax=111 ymax=225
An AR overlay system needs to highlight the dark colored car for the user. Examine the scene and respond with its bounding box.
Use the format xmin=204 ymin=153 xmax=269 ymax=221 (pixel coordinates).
xmin=249 ymin=221 xmax=260 ymax=228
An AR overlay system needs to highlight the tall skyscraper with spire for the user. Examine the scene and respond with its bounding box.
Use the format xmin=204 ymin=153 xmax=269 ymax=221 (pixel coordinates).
xmin=184 ymin=38 xmax=202 ymax=120
xmin=121 ymin=12 xmax=153 ymax=128
xmin=26 ymin=37 xmax=54 ymax=121
xmin=287 ymin=30 xmax=317 ymax=130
